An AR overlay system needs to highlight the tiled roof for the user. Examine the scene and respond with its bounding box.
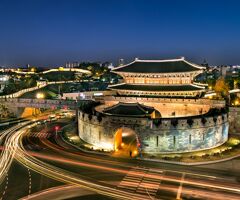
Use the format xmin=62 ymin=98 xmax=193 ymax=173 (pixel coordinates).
xmin=103 ymin=102 xmax=155 ymax=117
xmin=112 ymin=58 xmax=205 ymax=73
xmin=108 ymin=84 xmax=205 ymax=91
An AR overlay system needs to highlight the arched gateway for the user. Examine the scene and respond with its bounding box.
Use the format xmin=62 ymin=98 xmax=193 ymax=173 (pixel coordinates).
xmin=102 ymin=102 xmax=159 ymax=155
xmin=78 ymin=102 xmax=159 ymax=153
xmin=114 ymin=127 xmax=138 ymax=156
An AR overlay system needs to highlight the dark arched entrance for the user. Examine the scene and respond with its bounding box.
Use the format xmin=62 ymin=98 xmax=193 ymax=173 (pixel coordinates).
xmin=114 ymin=127 xmax=138 ymax=157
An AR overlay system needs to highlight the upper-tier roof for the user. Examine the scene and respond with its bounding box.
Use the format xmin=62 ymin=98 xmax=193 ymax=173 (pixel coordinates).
xmin=112 ymin=57 xmax=205 ymax=73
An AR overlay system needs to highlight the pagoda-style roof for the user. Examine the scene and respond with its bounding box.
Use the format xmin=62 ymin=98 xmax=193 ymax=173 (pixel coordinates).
xmin=108 ymin=83 xmax=205 ymax=92
xmin=102 ymin=102 xmax=156 ymax=117
xmin=112 ymin=57 xmax=205 ymax=73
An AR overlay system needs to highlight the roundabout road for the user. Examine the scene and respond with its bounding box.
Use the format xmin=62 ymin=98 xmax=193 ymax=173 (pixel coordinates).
xmin=1 ymin=115 xmax=240 ymax=200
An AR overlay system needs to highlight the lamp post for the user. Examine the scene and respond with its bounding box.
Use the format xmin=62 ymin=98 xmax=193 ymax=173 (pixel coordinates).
xmin=54 ymin=125 xmax=60 ymax=141
xmin=36 ymin=92 xmax=45 ymax=99
xmin=54 ymin=126 xmax=60 ymax=135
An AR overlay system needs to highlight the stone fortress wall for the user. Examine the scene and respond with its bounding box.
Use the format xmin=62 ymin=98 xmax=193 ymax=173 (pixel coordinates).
xmin=78 ymin=110 xmax=229 ymax=154
xmin=229 ymin=107 xmax=240 ymax=135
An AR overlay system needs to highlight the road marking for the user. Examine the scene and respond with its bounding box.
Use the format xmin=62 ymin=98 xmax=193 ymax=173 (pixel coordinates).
xmin=30 ymin=131 xmax=50 ymax=139
xmin=118 ymin=167 xmax=163 ymax=199
xmin=137 ymin=170 xmax=163 ymax=199
xmin=0 ymin=173 xmax=8 ymax=200
xmin=176 ymin=173 xmax=185 ymax=200
xmin=118 ymin=167 xmax=147 ymax=191
xmin=28 ymin=168 xmax=32 ymax=195
xmin=150 ymin=168 xmax=216 ymax=180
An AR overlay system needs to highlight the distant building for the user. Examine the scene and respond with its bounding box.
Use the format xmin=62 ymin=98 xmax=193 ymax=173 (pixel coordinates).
xmin=0 ymin=75 xmax=9 ymax=93
xmin=220 ymin=66 xmax=230 ymax=77
xmin=107 ymin=63 xmax=114 ymax=70
xmin=66 ymin=62 xmax=79 ymax=68
xmin=119 ymin=58 xmax=124 ymax=66
xmin=201 ymin=59 xmax=209 ymax=70
xmin=62 ymin=91 xmax=114 ymax=100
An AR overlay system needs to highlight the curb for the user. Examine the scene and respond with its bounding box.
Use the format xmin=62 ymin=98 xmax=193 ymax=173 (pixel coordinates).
xmin=61 ymin=133 xmax=240 ymax=165
xmin=58 ymin=131 xmax=110 ymax=156
xmin=59 ymin=126 xmax=240 ymax=166
xmin=138 ymin=154 xmax=240 ymax=166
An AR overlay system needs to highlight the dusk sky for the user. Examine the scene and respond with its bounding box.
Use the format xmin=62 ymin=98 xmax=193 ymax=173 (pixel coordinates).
xmin=0 ymin=0 xmax=240 ymax=67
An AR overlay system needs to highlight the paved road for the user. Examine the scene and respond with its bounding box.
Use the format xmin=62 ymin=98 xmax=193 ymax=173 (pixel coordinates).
xmin=22 ymin=122 xmax=240 ymax=199
xmin=1 ymin=116 xmax=240 ymax=200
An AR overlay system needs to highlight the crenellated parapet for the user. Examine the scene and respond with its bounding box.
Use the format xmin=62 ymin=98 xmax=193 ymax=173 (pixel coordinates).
xmin=149 ymin=114 xmax=228 ymax=130
xmin=79 ymin=110 xmax=228 ymax=131
xmin=102 ymin=96 xmax=225 ymax=107
xmin=78 ymin=109 xmax=229 ymax=153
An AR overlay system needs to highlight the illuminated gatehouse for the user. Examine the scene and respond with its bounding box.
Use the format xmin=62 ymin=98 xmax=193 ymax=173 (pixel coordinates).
xmin=109 ymin=57 xmax=206 ymax=98
xmin=78 ymin=57 xmax=229 ymax=155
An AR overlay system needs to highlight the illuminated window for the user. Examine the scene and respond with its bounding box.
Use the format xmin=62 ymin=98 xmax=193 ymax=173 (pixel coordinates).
xmin=134 ymin=78 xmax=144 ymax=84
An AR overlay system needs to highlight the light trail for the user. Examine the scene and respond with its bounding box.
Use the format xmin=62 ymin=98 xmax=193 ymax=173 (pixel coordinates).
xmin=0 ymin=122 xmax=31 ymax=184
xmin=40 ymin=135 xmax=240 ymax=193
xmin=18 ymin=149 xmax=240 ymax=195
xmin=21 ymin=124 xmax=240 ymax=198
xmin=41 ymin=138 xmax=139 ymax=169
xmin=5 ymin=125 xmax=151 ymax=200
xmin=1 ymin=116 xmax=240 ymax=200
xmin=20 ymin=184 xmax=96 ymax=200
xmin=45 ymin=130 xmax=223 ymax=181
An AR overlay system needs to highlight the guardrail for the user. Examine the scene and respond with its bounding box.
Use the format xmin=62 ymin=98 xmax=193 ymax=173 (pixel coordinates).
xmin=102 ymin=96 xmax=225 ymax=105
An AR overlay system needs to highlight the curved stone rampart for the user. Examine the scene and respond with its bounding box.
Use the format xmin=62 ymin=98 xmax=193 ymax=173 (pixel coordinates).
xmin=78 ymin=110 xmax=229 ymax=153
xmin=229 ymin=107 xmax=240 ymax=134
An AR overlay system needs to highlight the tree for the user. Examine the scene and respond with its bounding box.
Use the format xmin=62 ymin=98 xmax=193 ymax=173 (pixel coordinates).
xmin=214 ymin=77 xmax=229 ymax=98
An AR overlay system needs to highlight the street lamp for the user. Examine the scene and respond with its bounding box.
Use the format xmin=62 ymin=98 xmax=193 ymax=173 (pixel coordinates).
xmin=235 ymin=99 xmax=239 ymax=106
xmin=54 ymin=126 xmax=60 ymax=136
xmin=36 ymin=92 xmax=45 ymax=99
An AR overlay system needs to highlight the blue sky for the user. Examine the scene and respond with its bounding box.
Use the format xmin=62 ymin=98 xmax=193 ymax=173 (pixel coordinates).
xmin=0 ymin=0 xmax=240 ymax=67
